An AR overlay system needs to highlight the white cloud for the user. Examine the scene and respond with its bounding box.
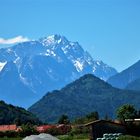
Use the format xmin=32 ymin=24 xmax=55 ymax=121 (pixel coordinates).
xmin=0 ymin=36 xmax=30 ymax=45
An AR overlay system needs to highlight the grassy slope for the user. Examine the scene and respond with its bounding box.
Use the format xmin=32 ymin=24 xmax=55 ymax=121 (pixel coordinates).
xmin=0 ymin=138 xmax=22 ymax=140
xmin=118 ymin=135 xmax=140 ymax=140
xmin=57 ymin=134 xmax=89 ymax=140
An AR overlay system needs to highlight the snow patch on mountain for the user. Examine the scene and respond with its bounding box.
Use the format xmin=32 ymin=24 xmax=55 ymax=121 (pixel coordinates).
xmin=0 ymin=61 xmax=7 ymax=72
xmin=14 ymin=57 xmax=20 ymax=64
xmin=19 ymin=73 xmax=29 ymax=85
xmin=61 ymin=45 xmax=69 ymax=54
xmin=46 ymin=49 xmax=56 ymax=56
xmin=40 ymin=34 xmax=68 ymax=47
xmin=73 ymin=60 xmax=84 ymax=72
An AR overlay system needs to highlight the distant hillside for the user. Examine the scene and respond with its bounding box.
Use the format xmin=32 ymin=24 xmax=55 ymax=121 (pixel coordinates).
xmin=0 ymin=100 xmax=41 ymax=125
xmin=126 ymin=78 xmax=140 ymax=91
xmin=29 ymin=74 xmax=140 ymax=123
xmin=107 ymin=60 xmax=140 ymax=89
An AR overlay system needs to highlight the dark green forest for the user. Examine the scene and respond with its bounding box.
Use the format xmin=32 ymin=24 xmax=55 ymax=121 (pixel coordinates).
xmin=29 ymin=74 xmax=140 ymax=123
xmin=0 ymin=101 xmax=41 ymax=125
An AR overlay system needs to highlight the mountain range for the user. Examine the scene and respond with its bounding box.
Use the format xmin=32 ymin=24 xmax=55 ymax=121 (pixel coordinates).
xmin=108 ymin=60 xmax=140 ymax=90
xmin=29 ymin=74 xmax=140 ymax=123
xmin=0 ymin=35 xmax=117 ymax=108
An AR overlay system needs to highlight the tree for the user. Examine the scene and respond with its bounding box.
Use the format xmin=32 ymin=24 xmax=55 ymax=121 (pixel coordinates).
xmin=58 ymin=114 xmax=70 ymax=124
xmin=73 ymin=111 xmax=99 ymax=124
xmin=116 ymin=104 xmax=136 ymax=122
xmin=136 ymin=110 xmax=140 ymax=118
xmin=20 ymin=123 xmax=38 ymax=137
xmin=86 ymin=111 xmax=99 ymax=120
xmin=104 ymin=114 xmax=111 ymax=121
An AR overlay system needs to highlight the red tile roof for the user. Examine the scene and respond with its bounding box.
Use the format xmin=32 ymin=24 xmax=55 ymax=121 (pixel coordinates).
xmin=85 ymin=120 xmax=125 ymax=126
xmin=0 ymin=124 xmax=17 ymax=131
xmin=36 ymin=125 xmax=55 ymax=132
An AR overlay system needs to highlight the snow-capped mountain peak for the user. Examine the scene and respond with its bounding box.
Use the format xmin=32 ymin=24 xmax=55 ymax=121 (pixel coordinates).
xmin=40 ymin=34 xmax=68 ymax=46
xmin=0 ymin=34 xmax=117 ymax=107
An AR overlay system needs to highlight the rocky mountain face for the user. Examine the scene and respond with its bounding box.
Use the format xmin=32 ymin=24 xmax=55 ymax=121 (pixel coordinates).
xmin=107 ymin=60 xmax=140 ymax=89
xmin=0 ymin=35 xmax=117 ymax=108
xmin=29 ymin=74 xmax=140 ymax=123
xmin=125 ymin=78 xmax=140 ymax=91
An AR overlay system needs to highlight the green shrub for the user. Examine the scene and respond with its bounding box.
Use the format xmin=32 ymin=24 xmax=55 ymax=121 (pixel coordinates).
xmin=69 ymin=126 xmax=88 ymax=137
xmin=46 ymin=127 xmax=61 ymax=136
xmin=19 ymin=123 xmax=38 ymax=137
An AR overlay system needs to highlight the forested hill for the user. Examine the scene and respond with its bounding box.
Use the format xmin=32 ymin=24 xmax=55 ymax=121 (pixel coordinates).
xmin=0 ymin=100 xmax=41 ymax=125
xmin=29 ymin=74 xmax=140 ymax=123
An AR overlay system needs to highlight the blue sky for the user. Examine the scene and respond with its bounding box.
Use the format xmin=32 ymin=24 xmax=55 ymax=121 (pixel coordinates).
xmin=0 ymin=0 xmax=140 ymax=72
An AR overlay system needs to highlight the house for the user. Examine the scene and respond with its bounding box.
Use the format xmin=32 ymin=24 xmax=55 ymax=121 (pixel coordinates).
xmin=125 ymin=118 xmax=140 ymax=124
xmin=85 ymin=120 xmax=127 ymax=140
xmin=36 ymin=125 xmax=55 ymax=133
xmin=56 ymin=124 xmax=71 ymax=134
xmin=0 ymin=124 xmax=20 ymax=132
xmin=124 ymin=118 xmax=140 ymax=136
xmin=36 ymin=124 xmax=71 ymax=134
